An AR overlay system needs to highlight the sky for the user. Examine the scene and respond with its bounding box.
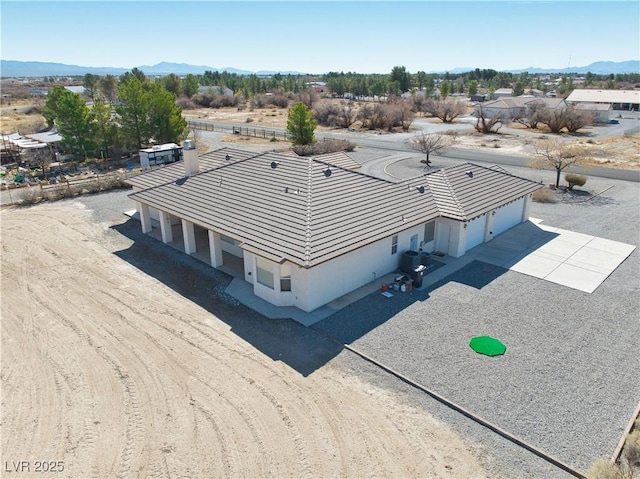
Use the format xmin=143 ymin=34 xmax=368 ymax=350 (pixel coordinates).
xmin=1 ymin=1 xmax=639 ymax=74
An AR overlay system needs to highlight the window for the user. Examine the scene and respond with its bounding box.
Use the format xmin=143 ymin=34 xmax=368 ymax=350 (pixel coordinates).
xmin=280 ymin=276 xmax=291 ymax=292
xmin=391 ymin=235 xmax=398 ymax=254
xmin=256 ymin=257 xmax=274 ymax=289
xmin=424 ymin=221 xmax=435 ymax=243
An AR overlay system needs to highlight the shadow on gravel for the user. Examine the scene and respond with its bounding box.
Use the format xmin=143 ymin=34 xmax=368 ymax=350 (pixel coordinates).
xmin=314 ymin=260 xmax=508 ymax=345
xmin=111 ymin=219 xmax=343 ymax=377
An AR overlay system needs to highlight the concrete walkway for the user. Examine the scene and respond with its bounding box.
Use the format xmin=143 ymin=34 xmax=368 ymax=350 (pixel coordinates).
xmin=226 ymin=219 xmax=636 ymax=326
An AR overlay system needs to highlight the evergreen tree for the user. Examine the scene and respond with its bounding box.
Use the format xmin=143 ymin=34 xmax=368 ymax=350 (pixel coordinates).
xmin=286 ymin=102 xmax=316 ymax=146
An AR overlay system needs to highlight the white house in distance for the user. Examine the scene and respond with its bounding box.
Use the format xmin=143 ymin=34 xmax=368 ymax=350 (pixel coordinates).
xmin=125 ymin=144 xmax=542 ymax=313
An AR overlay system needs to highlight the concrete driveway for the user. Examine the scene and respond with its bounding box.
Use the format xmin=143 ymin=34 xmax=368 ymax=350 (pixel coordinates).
xmin=465 ymin=218 xmax=636 ymax=293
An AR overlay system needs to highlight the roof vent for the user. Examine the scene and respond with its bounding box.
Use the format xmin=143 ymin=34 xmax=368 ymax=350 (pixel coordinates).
xmin=323 ymin=167 xmax=332 ymax=177
xmin=416 ymin=185 xmax=425 ymax=194
xmin=284 ymin=187 xmax=300 ymax=195
xmin=225 ymin=154 xmax=231 ymax=161
xmin=465 ymin=170 xmax=474 ymax=178
xmin=271 ymin=161 xmax=279 ymax=169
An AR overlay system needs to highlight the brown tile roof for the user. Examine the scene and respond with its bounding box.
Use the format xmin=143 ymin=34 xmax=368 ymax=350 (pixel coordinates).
xmin=425 ymin=163 xmax=542 ymax=221
xmin=129 ymin=151 xmax=440 ymax=267
xmin=126 ymin=147 xmax=261 ymax=190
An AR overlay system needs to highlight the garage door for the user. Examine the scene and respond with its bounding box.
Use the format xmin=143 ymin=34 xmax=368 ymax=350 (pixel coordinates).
xmin=465 ymin=214 xmax=486 ymax=251
xmin=493 ymin=198 xmax=525 ymax=236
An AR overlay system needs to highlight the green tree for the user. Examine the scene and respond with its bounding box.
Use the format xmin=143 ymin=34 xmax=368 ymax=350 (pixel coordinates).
xmin=440 ymin=80 xmax=450 ymax=99
xmin=162 ymin=73 xmax=182 ymax=97
xmin=55 ymin=90 xmax=94 ymax=159
xmin=390 ymin=66 xmax=410 ymax=94
xmin=183 ymin=74 xmax=199 ymax=98
xmin=116 ymin=77 xmax=151 ymax=149
xmin=83 ymin=73 xmax=99 ymax=101
xmin=91 ymin=98 xmax=117 ymax=159
xmin=99 ymin=74 xmax=118 ymax=104
xmin=468 ymin=79 xmax=478 ymax=96
xmin=147 ymin=82 xmax=187 ymax=144
xmin=42 ymin=85 xmax=67 ymax=127
xmin=286 ymin=102 xmax=316 ymax=146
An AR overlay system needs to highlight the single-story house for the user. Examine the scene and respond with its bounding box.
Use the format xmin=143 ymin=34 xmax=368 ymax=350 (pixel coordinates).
xmin=197 ymin=85 xmax=234 ymax=97
xmin=574 ymin=102 xmax=612 ymax=124
xmin=565 ymin=89 xmax=640 ymax=111
xmin=492 ymin=88 xmax=513 ymax=98
xmin=475 ymin=97 xmax=566 ymax=120
xmin=125 ymin=145 xmax=542 ymax=313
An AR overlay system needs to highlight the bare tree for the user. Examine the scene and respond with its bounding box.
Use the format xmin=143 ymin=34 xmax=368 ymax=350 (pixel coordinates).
xmin=514 ymin=101 xmax=546 ymax=129
xmin=539 ymin=107 xmax=568 ymax=133
xmin=422 ymin=99 xmax=466 ymax=123
xmin=337 ymin=101 xmax=357 ymax=129
xmin=410 ymin=131 xmax=457 ymax=167
xmin=529 ymin=138 xmax=588 ymax=188
xmin=29 ymin=146 xmax=55 ymax=179
xmin=474 ymin=105 xmax=505 ymax=133
xmin=564 ymin=107 xmax=593 ymax=133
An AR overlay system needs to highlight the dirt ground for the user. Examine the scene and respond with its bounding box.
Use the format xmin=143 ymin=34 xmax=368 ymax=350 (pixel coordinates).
xmin=1 ymin=199 xmax=488 ymax=478
xmin=183 ymin=103 xmax=640 ymax=169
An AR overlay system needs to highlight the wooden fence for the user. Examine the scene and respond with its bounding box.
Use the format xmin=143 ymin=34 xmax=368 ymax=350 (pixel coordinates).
xmin=187 ymin=120 xmax=292 ymax=141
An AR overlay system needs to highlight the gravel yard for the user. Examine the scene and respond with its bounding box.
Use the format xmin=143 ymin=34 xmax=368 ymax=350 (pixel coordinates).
xmin=315 ymin=158 xmax=640 ymax=476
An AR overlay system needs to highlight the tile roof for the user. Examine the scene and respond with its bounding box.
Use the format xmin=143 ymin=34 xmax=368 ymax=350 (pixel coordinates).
xmin=128 ymin=150 xmax=440 ymax=267
xmin=126 ymin=147 xmax=261 ymax=190
xmin=424 ymin=163 xmax=542 ymax=221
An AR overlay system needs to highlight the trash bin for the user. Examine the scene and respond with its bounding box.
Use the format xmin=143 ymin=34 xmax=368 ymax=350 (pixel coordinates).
xmin=410 ymin=264 xmax=427 ymax=288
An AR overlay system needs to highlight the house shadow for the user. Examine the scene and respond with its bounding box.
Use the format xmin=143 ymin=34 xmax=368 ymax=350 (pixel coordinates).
xmin=110 ymin=218 xmax=559 ymax=376
xmin=111 ymin=218 xmax=343 ymax=377
xmin=314 ymin=220 xmax=561 ymax=345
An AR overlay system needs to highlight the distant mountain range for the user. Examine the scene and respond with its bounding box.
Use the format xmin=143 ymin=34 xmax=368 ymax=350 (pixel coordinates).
xmin=1 ymin=59 xmax=638 ymax=78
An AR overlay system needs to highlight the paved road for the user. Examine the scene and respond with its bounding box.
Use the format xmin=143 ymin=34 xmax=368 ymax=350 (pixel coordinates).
xmin=189 ymin=119 xmax=640 ymax=183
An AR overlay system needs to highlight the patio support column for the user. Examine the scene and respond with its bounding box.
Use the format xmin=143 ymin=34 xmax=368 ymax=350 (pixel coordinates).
xmin=208 ymin=230 xmax=223 ymax=267
xmin=137 ymin=202 xmax=152 ymax=234
xmin=484 ymin=210 xmax=496 ymax=242
xmin=522 ymin=195 xmax=532 ymax=222
xmin=159 ymin=210 xmax=173 ymax=244
xmin=182 ymin=219 xmax=196 ymax=255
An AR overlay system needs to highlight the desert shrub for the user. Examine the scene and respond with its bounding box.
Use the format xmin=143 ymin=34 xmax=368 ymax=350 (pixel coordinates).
xmin=625 ymin=430 xmax=640 ymax=469
xmin=245 ymin=117 xmax=254 ymax=123
xmin=313 ymin=103 xmax=341 ymax=127
xmin=209 ymin=94 xmax=238 ymax=108
xmin=532 ymin=187 xmax=558 ymax=203
xmin=19 ymin=186 xmax=44 ymax=205
xmin=175 ymin=96 xmax=195 ymax=109
xmin=251 ymin=94 xmax=289 ymax=109
xmin=192 ymin=92 xmax=214 ymax=108
xmin=586 ymin=458 xmax=632 ymax=479
xmin=565 ymin=173 xmax=588 ymax=190
xmin=293 ymin=139 xmax=355 ymax=156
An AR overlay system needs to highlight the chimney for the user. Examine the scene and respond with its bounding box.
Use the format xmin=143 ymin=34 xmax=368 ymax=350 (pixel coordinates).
xmin=183 ymin=140 xmax=198 ymax=176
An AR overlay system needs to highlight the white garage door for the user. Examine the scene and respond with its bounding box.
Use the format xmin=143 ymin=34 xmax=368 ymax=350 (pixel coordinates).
xmin=465 ymin=214 xmax=486 ymax=251
xmin=493 ymin=198 xmax=525 ymax=236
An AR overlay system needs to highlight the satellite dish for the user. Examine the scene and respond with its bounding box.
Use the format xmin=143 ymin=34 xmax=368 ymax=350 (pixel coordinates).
xmin=416 ymin=186 xmax=425 ymax=194
xmin=324 ymin=168 xmax=332 ymax=177
xmin=271 ymin=161 xmax=279 ymax=169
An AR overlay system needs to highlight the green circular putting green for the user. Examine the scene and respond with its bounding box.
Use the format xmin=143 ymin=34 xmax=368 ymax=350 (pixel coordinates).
xmin=469 ymin=336 xmax=506 ymax=356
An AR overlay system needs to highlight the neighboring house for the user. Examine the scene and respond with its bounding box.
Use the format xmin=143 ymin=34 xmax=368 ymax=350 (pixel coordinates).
xmin=307 ymin=81 xmax=327 ymax=94
xmin=197 ymin=85 xmax=234 ymax=97
xmin=492 ymin=88 xmax=513 ymax=98
xmin=125 ymin=145 xmax=541 ymax=313
xmin=30 ymin=89 xmax=48 ymax=96
xmin=523 ymin=88 xmax=545 ymax=97
xmin=565 ymin=89 xmax=640 ymax=111
xmin=64 ymin=86 xmax=86 ymax=95
xmin=475 ymin=97 xmax=566 ymax=120
xmin=574 ymin=102 xmax=612 ymax=123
